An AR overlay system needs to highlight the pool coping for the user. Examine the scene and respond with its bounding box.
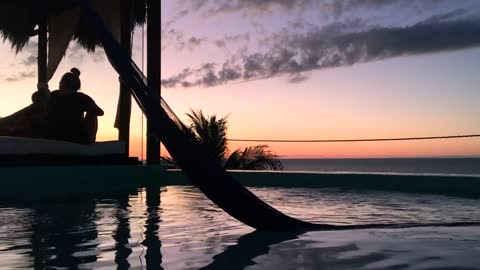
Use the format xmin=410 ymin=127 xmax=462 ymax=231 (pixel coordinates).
xmin=1 ymin=166 xmax=479 ymax=201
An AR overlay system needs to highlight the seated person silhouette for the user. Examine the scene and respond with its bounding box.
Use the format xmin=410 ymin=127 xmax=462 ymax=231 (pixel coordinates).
xmin=47 ymin=68 xmax=104 ymax=144
xmin=0 ymin=84 xmax=49 ymax=138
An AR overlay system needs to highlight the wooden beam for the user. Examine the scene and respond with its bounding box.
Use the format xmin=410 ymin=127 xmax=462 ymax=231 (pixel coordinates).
xmin=37 ymin=19 xmax=48 ymax=86
xmin=146 ymin=0 xmax=161 ymax=164
xmin=29 ymin=29 xmax=40 ymax=37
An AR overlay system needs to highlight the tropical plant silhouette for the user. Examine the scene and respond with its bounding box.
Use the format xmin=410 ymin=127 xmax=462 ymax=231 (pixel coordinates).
xmin=161 ymin=110 xmax=283 ymax=170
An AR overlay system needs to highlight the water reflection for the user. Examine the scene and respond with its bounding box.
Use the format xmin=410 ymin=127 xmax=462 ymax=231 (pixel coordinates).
xmin=112 ymin=192 xmax=133 ymax=270
xmin=198 ymin=230 xmax=392 ymax=270
xmin=0 ymin=187 xmax=165 ymax=269
xmin=200 ymin=230 xmax=300 ymax=270
xmin=106 ymin=187 xmax=164 ymax=269
xmin=143 ymin=185 xmax=163 ymax=269
xmin=28 ymin=199 xmax=99 ymax=269
xmin=1 ymin=186 xmax=480 ymax=269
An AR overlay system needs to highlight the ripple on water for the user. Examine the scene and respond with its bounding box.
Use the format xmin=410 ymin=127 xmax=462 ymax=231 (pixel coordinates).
xmin=0 ymin=186 xmax=480 ymax=269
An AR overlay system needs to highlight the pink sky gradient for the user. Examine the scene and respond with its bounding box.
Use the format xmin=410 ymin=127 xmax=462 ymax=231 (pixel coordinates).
xmin=1 ymin=1 xmax=480 ymax=159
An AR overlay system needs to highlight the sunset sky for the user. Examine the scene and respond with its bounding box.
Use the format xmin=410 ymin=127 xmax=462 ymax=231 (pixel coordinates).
xmin=1 ymin=0 xmax=480 ymax=158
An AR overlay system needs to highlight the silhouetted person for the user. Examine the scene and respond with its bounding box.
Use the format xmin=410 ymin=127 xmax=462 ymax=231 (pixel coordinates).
xmin=0 ymin=84 xmax=49 ymax=138
xmin=27 ymin=84 xmax=50 ymax=138
xmin=47 ymin=68 xmax=104 ymax=144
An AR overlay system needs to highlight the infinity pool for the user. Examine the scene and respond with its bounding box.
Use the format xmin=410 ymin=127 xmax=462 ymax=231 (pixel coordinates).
xmin=1 ymin=186 xmax=480 ymax=269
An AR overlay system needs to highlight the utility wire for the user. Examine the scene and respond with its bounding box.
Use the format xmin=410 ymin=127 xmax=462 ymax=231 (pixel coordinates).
xmin=228 ymin=134 xmax=480 ymax=143
xmin=141 ymin=25 xmax=145 ymax=161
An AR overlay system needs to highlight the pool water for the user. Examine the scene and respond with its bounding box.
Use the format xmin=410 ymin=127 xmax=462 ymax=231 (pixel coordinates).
xmin=1 ymin=186 xmax=480 ymax=269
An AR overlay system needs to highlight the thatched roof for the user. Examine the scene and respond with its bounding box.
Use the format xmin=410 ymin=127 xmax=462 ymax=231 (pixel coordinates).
xmin=0 ymin=0 xmax=146 ymax=53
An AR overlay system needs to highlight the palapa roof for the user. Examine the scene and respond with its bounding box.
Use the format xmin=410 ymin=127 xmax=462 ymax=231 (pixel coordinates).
xmin=0 ymin=0 xmax=147 ymax=53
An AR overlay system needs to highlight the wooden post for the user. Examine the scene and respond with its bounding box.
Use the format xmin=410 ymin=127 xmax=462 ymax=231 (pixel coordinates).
xmin=32 ymin=20 xmax=47 ymax=264
xmin=146 ymin=0 xmax=161 ymax=164
xmin=117 ymin=0 xmax=133 ymax=155
xmin=37 ymin=18 xmax=48 ymax=86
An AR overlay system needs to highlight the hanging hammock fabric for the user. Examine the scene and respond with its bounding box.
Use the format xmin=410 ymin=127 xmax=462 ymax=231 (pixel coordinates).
xmin=47 ymin=8 xmax=81 ymax=81
xmin=79 ymin=0 xmax=480 ymax=231
xmin=48 ymin=0 xmax=122 ymax=82
xmin=79 ymin=0 xmax=320 ymax=231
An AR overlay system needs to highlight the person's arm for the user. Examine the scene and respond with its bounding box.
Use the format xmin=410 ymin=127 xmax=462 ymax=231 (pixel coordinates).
xmin=82 ymin=94 xmax=104 ymax=116
xmin=31 ymin=83 xmax=51 ymax=104
xmin=90 ymin=102 xmax=104 ymax=116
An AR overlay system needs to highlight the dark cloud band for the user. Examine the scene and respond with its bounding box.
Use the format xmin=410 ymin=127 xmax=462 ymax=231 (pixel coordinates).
xmin=176 ymin=0 xmax=443 ymax=17
xmin=162 ymin=17 xmax=480 ymax=88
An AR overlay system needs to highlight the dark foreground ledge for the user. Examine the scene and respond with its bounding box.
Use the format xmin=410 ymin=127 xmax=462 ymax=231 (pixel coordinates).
xmin=159 ymin=170 xmax=480 ymax=199
xmin=0 ymin=167 xmax=479 ymax=201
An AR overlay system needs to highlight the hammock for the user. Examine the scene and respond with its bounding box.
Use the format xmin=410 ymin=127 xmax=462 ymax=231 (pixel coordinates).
xmin=78 ymin=0 xmax=323 ymax=231
xmin=79 ymin=0 xmax=480 ymax=232
xmin=0 ymin=103 xmax=47 ymax=138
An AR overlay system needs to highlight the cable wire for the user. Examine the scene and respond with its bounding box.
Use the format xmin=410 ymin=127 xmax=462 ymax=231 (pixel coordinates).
xmin=141 ymin=25 xmax=145 ymax=161
xmin=228 ymin=134 xmax=480 ymax=143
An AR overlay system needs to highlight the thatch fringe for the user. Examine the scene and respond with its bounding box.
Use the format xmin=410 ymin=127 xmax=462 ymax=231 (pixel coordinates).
xmin=0 ymin=0 xmax=146 ymax=53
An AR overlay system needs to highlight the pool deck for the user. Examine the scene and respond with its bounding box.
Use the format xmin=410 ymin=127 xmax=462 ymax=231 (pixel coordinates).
xmin=1 ymin=166 xmax=479 ymax=201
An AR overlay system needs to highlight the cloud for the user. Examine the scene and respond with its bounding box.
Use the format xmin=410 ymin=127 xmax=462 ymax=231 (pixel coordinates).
xmin=422 ymin=8 xmax=468 ymax=24
xmin=91 ymin=50 xmax=105 ymax=63
xmin=22 ymin=55 xmax=37 ymax=66
xmin=163 ymin=8 xmax=190 ymax=30
xmin=185 ymin=36 xmax=208 ymax=50
xmin=17 ymin=41 xmax=39 ymax=67
xmin=177 ymin=0 xmax=445 ymax=17
xmin=58 ymin=42 xmax=105 ymax=65
xmin=213 ymin=33 xmax=251 ymax=48
xmin=67 ymin=43 xmax=85 ymax=64
xmin=161 ymin=28 xmax=207 ymax=51
xmin=3 ymin=40 xmax=37 ymax=82
xmin=14 ymin=40 xmax=105 ymax=78
xmin=174 ymin=36 xmax=207 ymax=51
xmin=4 ymin=71 xmax=36 ymax=82
xmin=161 ymin=16 xmax=480 ymax=88
xmin=321 ymin=0 xmax=444 ymax=18
xmin=23 ymin=41 xmax=38 ymax=54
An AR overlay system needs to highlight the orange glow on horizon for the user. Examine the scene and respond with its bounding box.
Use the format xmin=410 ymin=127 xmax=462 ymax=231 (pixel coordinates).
xmin=1 ymin=42 xmax=480 ymax=160
xmin=126 ymin=137 xmax=480 ymax=159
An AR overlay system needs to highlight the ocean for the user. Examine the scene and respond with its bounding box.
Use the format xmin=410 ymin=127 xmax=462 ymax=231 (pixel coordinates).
xmin=281 ymin=158 xmax=480 ymax=175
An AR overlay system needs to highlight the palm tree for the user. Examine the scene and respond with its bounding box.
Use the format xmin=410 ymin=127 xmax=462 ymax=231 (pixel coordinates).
xmin=161 ymin=110 xmax=283 ymax=170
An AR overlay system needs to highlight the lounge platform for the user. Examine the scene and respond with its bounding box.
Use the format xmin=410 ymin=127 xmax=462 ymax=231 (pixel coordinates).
xmin=0 ymin=136 xmax=139 ymax=165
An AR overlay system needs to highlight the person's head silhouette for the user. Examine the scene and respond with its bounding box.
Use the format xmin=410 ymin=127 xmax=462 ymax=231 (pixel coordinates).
xmin=59 ymin=68 xmax=81 ymax=93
